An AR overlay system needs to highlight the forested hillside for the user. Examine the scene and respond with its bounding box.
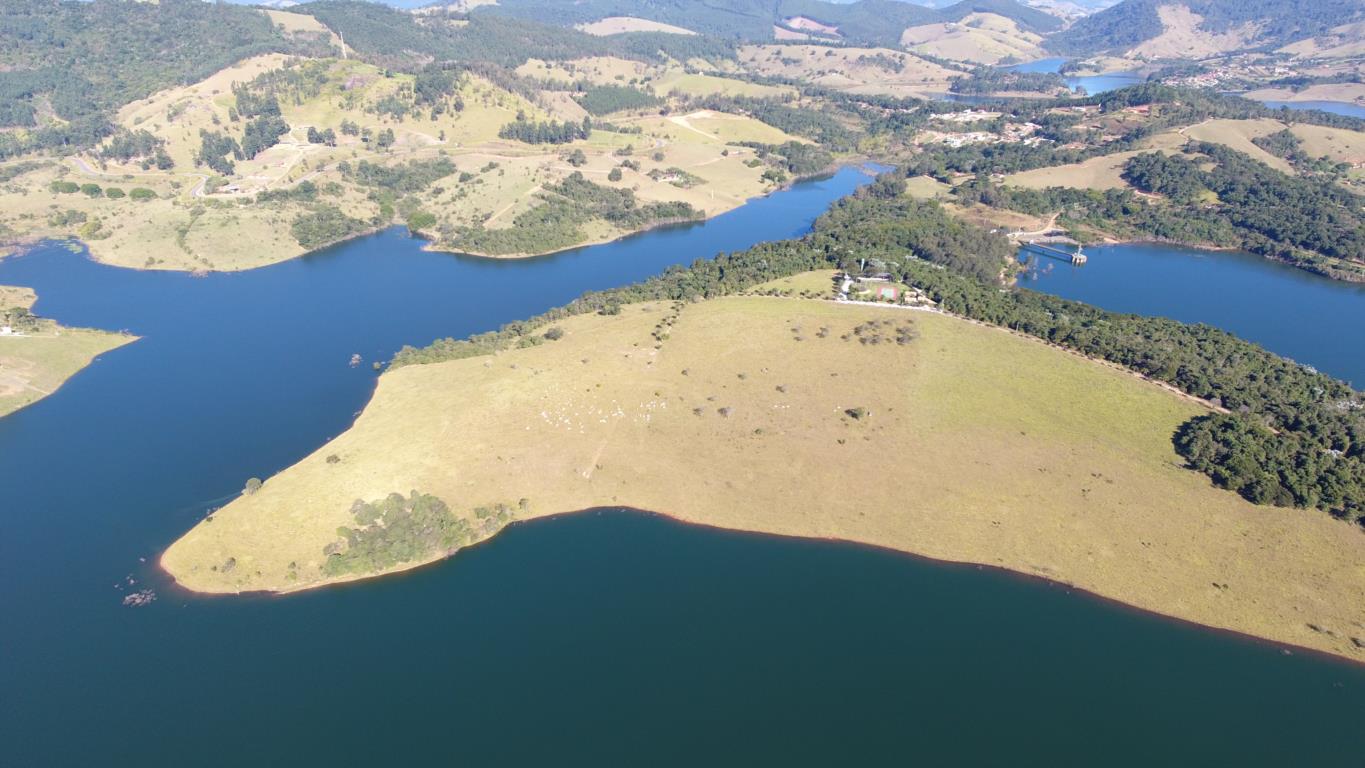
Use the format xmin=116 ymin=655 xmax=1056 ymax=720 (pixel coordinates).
xmin=1049 ymin=0 xmax=1365 ymax=55
xmin=481 ymin=0 xmax=1059 ymax=46
xmin=299 ymin=1 xmax=735 ymax=67
xmin=0 ymin=0 xmax=326 ymax=155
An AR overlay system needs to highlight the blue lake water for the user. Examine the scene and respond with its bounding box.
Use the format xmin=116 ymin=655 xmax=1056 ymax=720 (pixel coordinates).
xmin=1258 ymin=100 xmax=1365 ymax=119
xmin=2 ymin=170 xmax=1364 ymax=765
xmin=1006 ymin=57 xmax=1144 ymax=95
xmin=1021 ymin=243 xmax=1365 ymax=387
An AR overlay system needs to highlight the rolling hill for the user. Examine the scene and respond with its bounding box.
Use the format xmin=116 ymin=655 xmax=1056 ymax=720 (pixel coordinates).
xmin=479 ymin=0 xmax=1061 ymax=46
xmin=1049 ymin=0 xmax=1365 ymax=57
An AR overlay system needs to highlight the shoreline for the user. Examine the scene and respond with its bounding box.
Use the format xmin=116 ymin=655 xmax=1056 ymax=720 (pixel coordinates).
xmin=159 ymin=503 xmax=1365 ymax=669
xmin=158 ymin=295 xmax=1365 ymax=664
xmin=14 ymin=163 xmax=872 ymax=272
xmin=1022 ymin=235 xmax=1365 ymax=285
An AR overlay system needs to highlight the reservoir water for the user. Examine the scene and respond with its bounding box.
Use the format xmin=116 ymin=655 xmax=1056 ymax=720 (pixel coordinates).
xmin=2 ymin=171 xmax=1364 ymax=765
xmin=1021 ymin=243 xmax=1365 ymax=387
xmin=1259 ymin=99 xmax=1365 ymax=119
xmin=1007 ymin=57 xmax=1144 ymax=95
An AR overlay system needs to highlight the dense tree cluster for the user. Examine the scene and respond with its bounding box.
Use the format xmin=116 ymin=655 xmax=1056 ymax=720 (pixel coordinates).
xmin=322 ymin=492 xmax=474 ymax=576
xmin=576 ymin=85 xmax=661 ymax=116
xmin=1120 ymin=144 xmax=1365 ymax=277
xmin=231 ymin=83 xmax=281 ymax=121
xmin=687 ymin=94 xmax=856 ymax=149
xmin=447 ymin=171 xmax=701 ymax=255
xmin=340 ymin=158 xmax=456 ymax=193
xmin=738 ymin=141 xmax=834 ymax=177
xmin=1250 ymin=129 xmax=1350 ymax=176
xmin=950 ymin=69 xmax=1066 ymax=95
xmin=255 ymin=180 xmax=321 ymax=205
xmin=498 ymin=117 xmax=591 ymax=144
xmin=99 ymin=129 xmax=172 ymax=168
xmin=305 ymin=127 xmax=338 ymax=146
xmin=240 ymin=115 xmax=289 ymax=160
xmin=414 ymin=65 xmax=460 ymax=106
xmin=290 ymin=205 xmax=369 ymax=249
xmin=196 ymin=130 xmax=241 ymax=176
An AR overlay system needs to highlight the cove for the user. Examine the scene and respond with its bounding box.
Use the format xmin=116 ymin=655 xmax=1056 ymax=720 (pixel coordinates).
xmin=1006 ymin=57 xmax=1144 ymax=95
xmin=0 ymin=168 xmax=1363 ymax=764
xmin=1020 ymin=242 xmax=1365 ymax=387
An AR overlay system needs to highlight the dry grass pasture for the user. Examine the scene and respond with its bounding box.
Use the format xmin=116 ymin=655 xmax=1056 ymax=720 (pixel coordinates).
xmin=904 ymin=175 xmax=953 ymax=200
xmin=753 ymin=269 xmax=838 ymax=297
xmin=653 ymin=71 xmax=794 ymax=99
xmin=0 ymin=293 xmax=135 ymax=417
xmin=1181 ymin=119 xmax=1295 ymax=173
xmin=1290 ymin=124 xmax=1365 ymax=165
xmin=2 ymin=52 xmax=802 ymax=270
xmin=1244 ymin=83 xmax=1365 ymax=105
xmin=0 ymin=285 xmax=37 ymax=310
xmin=1278 ymin=21 xmax=1365 ymax=59
xmin=737 ymin=45 xmax=956 ymax=97
xmin=1006 ymin=151 xmax=1143 ymax=191
xmin=1128 ymin=5 xmax=1259 ymax=59
xmin=163 ymin=293 xmax=1365 ymax=662
xmin=900 ymin=13 xmax=1045 ymax=65
xmin=578 ymin=17 xmax=695 ymax=36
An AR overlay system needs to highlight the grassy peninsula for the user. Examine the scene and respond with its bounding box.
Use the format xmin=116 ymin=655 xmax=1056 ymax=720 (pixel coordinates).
xmin=163 ymin=291 xmax=1365 ymax=662
xmin=0 ymin=285 xmax=134 ymax=417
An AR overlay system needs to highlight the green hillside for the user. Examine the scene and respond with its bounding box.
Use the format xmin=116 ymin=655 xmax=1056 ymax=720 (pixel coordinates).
xmin=480 ymin=0 xmax=1060 ymax=46
xmin=0 ymin=0 xmax=327 ymax=155
xmin=1050 ymin=0 xmax=1365 ymax=55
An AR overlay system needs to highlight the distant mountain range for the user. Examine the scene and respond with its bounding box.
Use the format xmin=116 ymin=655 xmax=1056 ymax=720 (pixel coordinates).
xmin=220 ymin=0 xmax=1365 ymax=61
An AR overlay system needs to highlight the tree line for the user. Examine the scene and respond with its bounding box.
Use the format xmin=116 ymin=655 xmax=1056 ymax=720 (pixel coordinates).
xmin=498 ymin=116 xmax=592 ymax=144
xmin=391 ymin=172 xmax=1365 ymax=524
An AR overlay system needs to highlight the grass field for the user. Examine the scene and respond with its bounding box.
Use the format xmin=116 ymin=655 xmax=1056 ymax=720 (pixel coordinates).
xmin=1006 ymin=150 xmax=1145 ymax=190
xmin=1245 ymin=83 xmax=1365 ymax=104
xmin=1 ymin=53 xmax=802 ymax=270
xmin=900 ymin=12 xmax=1045 ymax=65
xmin=162 ymin=292 xmax=1365 ymax=662
xmin=1002 ymin=130 xmax=1186 ymax=191
xmin=652 ymin=71 xmax=794 ymax=99
xmin=1276 ymin=21 xmax=1365 ymax=59
xmin=752 ymin=269 xmax=838 ymax=297
xmin=0 ymin=285 xmax=37 ymax=310
xmin=577 ymin=17 xmax=696 ymax=36
xmin=1182 ymin=119 xmax=1294 ymax=173
xmin=904 ymin=175 xmax=953 ymax=199
xmin=737 ymin=45 xmax=955 ymax=97
xmin=1289 ymin=124 xmax=1365 ymax=165
xmin=0 ymin=295 xmax=135 ymax=417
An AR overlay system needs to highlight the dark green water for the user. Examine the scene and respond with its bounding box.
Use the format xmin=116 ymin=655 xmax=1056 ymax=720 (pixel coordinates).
xmin=2 ymin=171 xmax=1364 ymax=765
